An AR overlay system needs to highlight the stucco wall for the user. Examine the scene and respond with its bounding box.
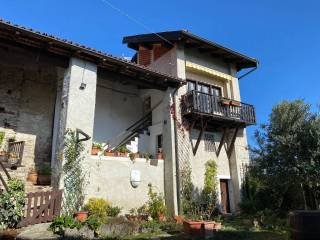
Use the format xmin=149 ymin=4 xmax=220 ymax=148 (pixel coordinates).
xmin=84 ymin=156 xmax=164 ymax=212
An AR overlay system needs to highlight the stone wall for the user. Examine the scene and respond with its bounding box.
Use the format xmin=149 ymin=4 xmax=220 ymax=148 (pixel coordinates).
xmin=0 ymin=64 xmax=58 ymax=181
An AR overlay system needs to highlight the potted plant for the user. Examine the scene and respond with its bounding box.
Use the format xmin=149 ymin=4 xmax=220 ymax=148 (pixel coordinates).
xmin=92 ymin=142 xmax=102 ymax=155
xmin=143 ymin=152 xmax=152 ymax=161
xmin=37 ymin=163 xmax=52 ymax=185
xmin=129 ymin=152 xmax=138 ymax=162
xmin=156 ymin=148 xmax=163 ymax=160
xmin=27 ymin=168 xmax=38 ymax=184
xmin=104 ymin=150 xmax=114 ymax=157
xmin=0 ymin=151 xmax=7 ymax=162
xmin=74 ymin=209 xmax=88 ymax=222
xmin=230 ymin=100 xmax=241 ymax=107
xmin=220 ymin=99 xmax=230 ymax=106
xmin=8 ymin=152 xmax=18 ymax=166
xmin=117 ymin=145 xmax=129 ymax=157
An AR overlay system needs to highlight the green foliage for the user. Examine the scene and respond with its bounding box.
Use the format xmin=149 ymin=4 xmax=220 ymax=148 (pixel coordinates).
xmin=107 ymin=206 xmax=122 ymax=217
xmin=86 ymin=215 xmax=102 ymax=232
xmin=49 ymin=214 xmax=102 ymax=235
xmin=117 ymin=145 xmax=129 ymax=153
xmin=62 ymin=129 xmax=87 ymax=215
xmin=92 ymin=142 xmax=103 ymax=150
xmin=84 ymin=198 xmax=110 ymax=222
xmin=147 ymin=184 xmax=166 ymax=219
xmin=0 ymin=131 xmax=4 ymax=148
xmin=181 ymin=160 xmax=219 ymax=220
xmin=0 ymin=178 xmax=25 ymax=229
xmin=49 ymin=215 xmax=77 ymax=234
xmin=246 ymin=100 xmax=320 ymax=212
xmin=84 ymin=198 xmax=121 ymax=222
xmin=129 ymin=152 xmax=136 ymax=161
xmin=140 ymin=220 xmax=162 ymax=234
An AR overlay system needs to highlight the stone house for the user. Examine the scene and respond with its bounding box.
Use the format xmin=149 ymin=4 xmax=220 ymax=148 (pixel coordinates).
xmin=0 ymin=20 xmax=257 ymax=215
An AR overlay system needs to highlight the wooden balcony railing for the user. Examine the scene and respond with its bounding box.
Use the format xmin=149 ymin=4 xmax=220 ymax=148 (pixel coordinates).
xmin=181 ymin=90 xmax=256 ymax=125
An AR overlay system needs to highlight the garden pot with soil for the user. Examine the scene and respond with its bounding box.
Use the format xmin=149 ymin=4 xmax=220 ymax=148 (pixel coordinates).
xmin=183 ymin=220 xmax=203 ymax=237
xmin=27 ymin=169 xmax=38 ymax=185
xmin=75 ymin=211 xmax=88 ymax=222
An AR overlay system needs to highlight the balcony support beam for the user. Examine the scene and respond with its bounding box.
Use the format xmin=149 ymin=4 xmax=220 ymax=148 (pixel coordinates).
xmin=217 ymin=127 xmax=228 ymax=157
xmin=192 ymin=119 xmax=208 ymax=156
xmin=227 ymin=127 xmax=240 ymax=158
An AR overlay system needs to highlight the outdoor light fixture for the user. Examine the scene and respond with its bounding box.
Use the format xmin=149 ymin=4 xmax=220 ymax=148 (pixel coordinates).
xmin=130 ymin=170 xmax=141 ymax=188
xmin=79 ymin=82 xmax=87 ymax=90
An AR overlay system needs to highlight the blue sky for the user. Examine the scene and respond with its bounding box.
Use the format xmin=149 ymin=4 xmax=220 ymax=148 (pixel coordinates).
xmin=1 ymin=0 xmax=319 ymax=146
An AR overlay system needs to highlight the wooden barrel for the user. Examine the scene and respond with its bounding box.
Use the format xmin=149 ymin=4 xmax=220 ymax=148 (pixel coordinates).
xmin=289 ymin=211 xmax=320 ymax=240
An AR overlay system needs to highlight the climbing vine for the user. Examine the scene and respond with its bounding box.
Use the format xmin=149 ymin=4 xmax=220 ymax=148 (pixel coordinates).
xmin=181 ymin=159 xmax=219 ymax=220
xmin=62 ymin=129 xmax=87 ymax=215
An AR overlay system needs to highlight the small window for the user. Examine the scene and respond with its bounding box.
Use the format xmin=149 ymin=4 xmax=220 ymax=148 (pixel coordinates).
xmin=204 ymin=133 xmax=215 ymax=152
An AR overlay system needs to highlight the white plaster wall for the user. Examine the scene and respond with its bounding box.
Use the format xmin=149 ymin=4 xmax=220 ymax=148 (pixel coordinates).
xmin=84 ymin=156 xmax=164 ymax=212
xmin=93 ymin=79 xmax=142 ymax=143
xmin=185 ymin=48 xmax=230 ymax=74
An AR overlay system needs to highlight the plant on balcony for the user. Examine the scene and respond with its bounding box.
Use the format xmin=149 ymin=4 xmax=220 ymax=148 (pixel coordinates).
xmin=91 ymin=142 xmax=103 ymax=155
xmin=156 ymin=148 xmax=163 ymax=160
xmin=143 ymin=152 xmax=152 ymax=161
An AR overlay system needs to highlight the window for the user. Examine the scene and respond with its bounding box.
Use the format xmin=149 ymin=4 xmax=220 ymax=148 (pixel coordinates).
xmin=204 ymin=133 xmax=216 ymax=152
xmin=187 ymin=80 xmax=222 ymax=97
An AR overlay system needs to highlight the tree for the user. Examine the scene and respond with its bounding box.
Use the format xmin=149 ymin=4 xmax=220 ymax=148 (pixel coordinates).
xmin=249 ymin=100 xmax=320 ymax=211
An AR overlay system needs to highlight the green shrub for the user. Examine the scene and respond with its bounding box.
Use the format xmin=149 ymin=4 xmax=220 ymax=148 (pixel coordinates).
xmin=147 ymin=184 xmax=166 ymax=219
xmin=0 ymin=178 xmax=25 ymax=229
xmin=49 ymin=215 xmax=78 ymax=234
xmin=85 ymin=215 xmax=102 ymax=232
xmin=117 ymin=145 xmax=129 ymax=153
xmin=84 ymin=198 xmax=110 ymax=222
xmin=107 ymin=206 xmax=122 ymax=217
xmin=0 ymin=131 xmax=4 ymax=148
xmin=92 ymin=142 xmax=103 ymax=150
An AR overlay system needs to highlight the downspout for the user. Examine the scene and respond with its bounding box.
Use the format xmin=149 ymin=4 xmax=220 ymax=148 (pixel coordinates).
xmin=172 ymin=85 xmax=182 ymax=215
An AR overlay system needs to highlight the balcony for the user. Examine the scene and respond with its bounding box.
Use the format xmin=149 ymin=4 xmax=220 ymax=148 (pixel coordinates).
xmin=181 ymin=90 xmax=256 ymax=128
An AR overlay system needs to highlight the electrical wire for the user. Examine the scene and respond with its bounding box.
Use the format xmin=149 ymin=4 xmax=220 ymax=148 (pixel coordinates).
xmin=100 ymin=0 xmax=174 ymax=46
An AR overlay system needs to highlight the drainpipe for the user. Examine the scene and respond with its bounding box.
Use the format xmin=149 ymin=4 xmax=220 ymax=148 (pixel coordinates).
xmin=172 ymin=85 xmax=182 ymax=215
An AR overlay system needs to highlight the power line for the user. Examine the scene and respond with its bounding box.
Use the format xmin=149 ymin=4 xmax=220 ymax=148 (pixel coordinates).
xmin=100 ymin=0 xmax=174 ymax=46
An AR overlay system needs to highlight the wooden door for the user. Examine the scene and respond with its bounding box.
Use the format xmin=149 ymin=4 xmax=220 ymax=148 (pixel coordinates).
xmin=220 ymin=179 xmax=231 ymax=213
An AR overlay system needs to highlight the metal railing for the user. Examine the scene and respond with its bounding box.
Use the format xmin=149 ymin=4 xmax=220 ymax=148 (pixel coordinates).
xmin=181 ymin=90 xmax=256 ymax=125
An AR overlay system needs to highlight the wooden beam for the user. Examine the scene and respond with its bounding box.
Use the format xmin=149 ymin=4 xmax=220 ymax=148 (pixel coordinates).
xmin=193 ymin=119 xmax=208 ymax=156
xmin=227 ymin=127 xmax=239 ymax=158
xmin=216 ymin=128 xmax=228 ymax=157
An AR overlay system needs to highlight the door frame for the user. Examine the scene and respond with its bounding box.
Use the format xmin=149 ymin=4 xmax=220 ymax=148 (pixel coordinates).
xmin=217 ymin=176 xmax=232 ymax=214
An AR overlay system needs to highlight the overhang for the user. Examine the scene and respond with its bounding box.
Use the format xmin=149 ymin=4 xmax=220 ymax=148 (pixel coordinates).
xmin=123 ymin=30 xmax=258 ymax=71
xmin=0 ymin=19 xmax=184 ymax=90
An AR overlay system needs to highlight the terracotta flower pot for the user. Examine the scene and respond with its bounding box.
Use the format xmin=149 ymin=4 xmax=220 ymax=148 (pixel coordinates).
xmin=230 ymin=100 xmax=241 ymax=107
xmin=104 ymin=151 xmax=114 ymax=157
xmin=27 ymin=171 xmax=38 ymax=185
xmin=183 ymin=220 xmax=203 ymax=237
xmin=37 ymin=175 xmax=51 ymax=185
xmin=203 ymin=221 xmax=216 ymax=237
xmin=174 ymin=215 xmax=185 ymax=223
xmin=75 ymin=211 xmax=88 ymax=222
xmin=156 ymin=153 xmax=163 ymax=160
xmin=91 ymin=147 xmax=100 ymax=155
xmin=158 ymin=213 xmax=166 ymax=222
